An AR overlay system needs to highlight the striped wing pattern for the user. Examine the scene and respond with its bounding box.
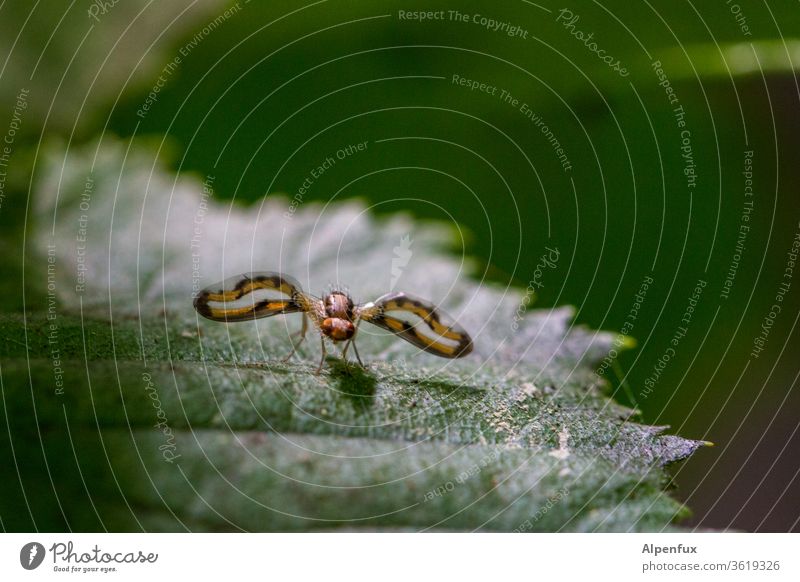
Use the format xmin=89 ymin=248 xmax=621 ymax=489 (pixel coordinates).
xmin=357 ymin=292 xmax=473 ymax=358
xmin=193 ymin=271 xmax=312 ymax=322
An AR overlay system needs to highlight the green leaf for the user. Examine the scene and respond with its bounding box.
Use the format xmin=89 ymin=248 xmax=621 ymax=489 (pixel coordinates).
xmin=0 ymin=137 xmax=704 ymax=532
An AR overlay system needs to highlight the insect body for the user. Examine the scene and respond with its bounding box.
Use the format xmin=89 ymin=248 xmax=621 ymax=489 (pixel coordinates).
xmin=320 ymin=291 xmax=356 ymax=341
xmin=193 ymin=271 xmax=473 ymax=371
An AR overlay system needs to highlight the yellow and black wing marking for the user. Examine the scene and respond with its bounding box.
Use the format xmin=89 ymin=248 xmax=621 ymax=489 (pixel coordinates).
xmin=357 ymin=292 xmax=473 ymax=358
xmin=193 ymin=271 xmax=313 ymax=322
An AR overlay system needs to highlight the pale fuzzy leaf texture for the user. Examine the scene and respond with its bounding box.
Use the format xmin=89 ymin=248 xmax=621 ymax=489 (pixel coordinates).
xmin=10 ymin=137 xmax=705 ymax=531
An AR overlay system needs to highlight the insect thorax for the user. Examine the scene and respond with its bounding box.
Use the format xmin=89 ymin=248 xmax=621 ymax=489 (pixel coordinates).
xmin=323 ymin=291 xmax=354 ymax=320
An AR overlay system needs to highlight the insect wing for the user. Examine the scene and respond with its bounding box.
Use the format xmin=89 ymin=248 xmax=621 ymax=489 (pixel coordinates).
xmin=358 ymin=292 xmax=473 ymax=358
xmin=194 ymin=271 xmax=312 ymax=322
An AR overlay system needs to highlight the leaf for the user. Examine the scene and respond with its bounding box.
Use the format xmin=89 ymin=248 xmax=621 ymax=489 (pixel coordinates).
xmin=0 ymin=136 xmax=705 ymax=532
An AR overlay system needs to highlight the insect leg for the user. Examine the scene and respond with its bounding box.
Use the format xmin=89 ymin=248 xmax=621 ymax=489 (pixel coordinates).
xmin=352 ymin=318 xmax=365 ymax=366
xmin=340 ymin=340 xmax=353 ymax=371
xmin=315 ymin=336 xmax=327 ymax=374
xmin=282 ymin=314 xmax=309 ymax=362
xmin=341 ymin=318 xmax=364 ymax=367
xmin=351 ymin=339 xmax=365 ymax=367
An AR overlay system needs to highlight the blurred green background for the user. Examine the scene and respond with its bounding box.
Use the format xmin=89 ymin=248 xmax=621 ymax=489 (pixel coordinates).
xmin=1 ymin=0 xmax=799 ymax=531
